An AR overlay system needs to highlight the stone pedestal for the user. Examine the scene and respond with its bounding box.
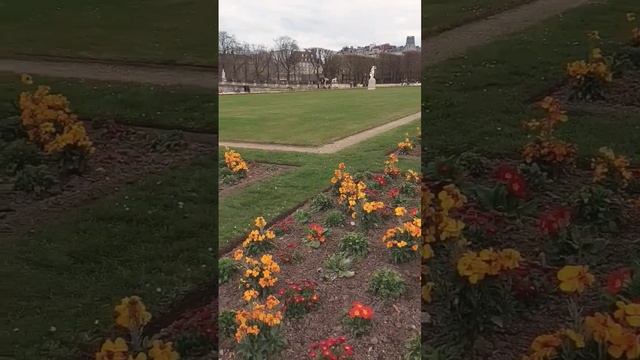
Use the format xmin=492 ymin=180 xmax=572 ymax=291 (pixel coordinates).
xmin=367 ymin=77 xmax=376 ymax=90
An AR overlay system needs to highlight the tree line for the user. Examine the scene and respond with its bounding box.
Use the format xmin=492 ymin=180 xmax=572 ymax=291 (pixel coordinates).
xmin=219 ymin=31 xmax=420 ymax=85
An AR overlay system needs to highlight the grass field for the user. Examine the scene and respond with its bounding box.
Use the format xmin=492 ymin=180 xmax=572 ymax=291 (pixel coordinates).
xmin=0 ymin=72 xmax=217 ymax=133
xmin=1 ymin=157 xmax=216 ymax=359
xmin=423 ymin=0 xmax=534 ymax=35
xmin=219 ymin=87 xmax=420 ymax=146
xmin=0 ymin=0 xmax=215 ymax=65
xmin=424 ymin=0 xmax=640 ymax=160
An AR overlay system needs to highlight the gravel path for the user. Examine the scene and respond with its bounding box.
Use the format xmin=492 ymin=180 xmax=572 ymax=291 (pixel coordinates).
xmin=423 ymin=0 xmax=592 ymax=66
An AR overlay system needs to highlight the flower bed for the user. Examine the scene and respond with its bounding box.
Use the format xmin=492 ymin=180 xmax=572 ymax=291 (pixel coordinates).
xmin=422 ymin=97 xmax=640 ymax=359
xmin=218 ymin=161 xmax=422 ymax=359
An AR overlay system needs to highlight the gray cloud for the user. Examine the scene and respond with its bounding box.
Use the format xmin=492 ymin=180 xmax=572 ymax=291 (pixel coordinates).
xmin=219 ymin=0 xmax=421 ymax=50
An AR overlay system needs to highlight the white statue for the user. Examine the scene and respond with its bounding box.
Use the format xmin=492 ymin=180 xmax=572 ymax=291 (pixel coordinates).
xmin=367 ymin=66 xmax=376 ymax=90
xmin=221 ymin=68 xmax=226 ymax=83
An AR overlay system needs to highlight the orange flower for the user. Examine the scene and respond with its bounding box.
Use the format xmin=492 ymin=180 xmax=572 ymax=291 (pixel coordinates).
xmin=347 ymin=302 xmax=374 ymax=320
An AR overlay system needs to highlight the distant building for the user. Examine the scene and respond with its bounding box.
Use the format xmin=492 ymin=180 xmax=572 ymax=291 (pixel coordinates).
xmin=337 ymin=36 xmax=420 ymax=57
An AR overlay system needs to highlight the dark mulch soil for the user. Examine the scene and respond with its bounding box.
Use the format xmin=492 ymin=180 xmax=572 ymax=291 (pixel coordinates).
xmin=423 ymin=158 xmax=640 ymax=359
xmin=218 ymin=177 xmax=421 ymax=360
xmin=219 ymin=162 xmax=297 ymax=199
xmin=0 ymin=122 xmax=213 ymax=236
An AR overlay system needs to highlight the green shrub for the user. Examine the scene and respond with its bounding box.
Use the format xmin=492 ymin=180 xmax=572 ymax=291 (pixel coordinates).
xmin=293 ymin=208 xmax=310 ymax=224
xmin=324 ymin=253 xmax=355 ymax=280
xmin=218 ymin=310 xmax=237 ymax=338
xmin=369 ymin=269 xmax=406 ymax=300
xmin=324 ymin=210 xmax=346 ymax=227
xmin=14 ymin=164 xmax=57 ymax=197
xmin=571 ymin=185 xmax=622 ymax=232
xmin=218 ymin=258 xmax=238 ymax=284
xmin=0 ymin=139 xmax=42 ymax=175
xmin=310 ymin=193 xmax=333 ymax=212
xmin=339 ymin=232 xmax=368 ymax=258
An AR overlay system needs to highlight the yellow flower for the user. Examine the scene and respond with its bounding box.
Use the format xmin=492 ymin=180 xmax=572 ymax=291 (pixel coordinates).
xmin=265 ymin=295 xmax=280 ymax=309
xmin=557 ymin=265 xmax=595 ymax=294
xmin=560 ymin=329 xmax=585 ymax=348
xmin=96 ymin=338 xmax=128 ymax=360
xmin=614 ymin=301 xmax=640 ymax=327
xmin=394 ymin=207 xmax=407 ymax=217
xmin=21 ymin=73 xmax=33 ymax=85
xmin=114 ymin=296 xmax=152 ymax=330
xmin=243 ymin=289 xmax=258 ymax=302
xmin=233 ymin=249 xmax=244 ymax=261
xmin=255 ymin=217 xmax=266 ymax=229
xmin=147 ymin=340 xmax=179 ymax=360
xmin=397 ymin=241 xmax=408 ymax=248
xmin=529 ymin=334 xmax=562 ymax=358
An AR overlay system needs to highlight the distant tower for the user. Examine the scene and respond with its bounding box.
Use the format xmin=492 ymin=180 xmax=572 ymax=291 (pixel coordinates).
xmin=405 ymin=36 xmax=416 ymax=47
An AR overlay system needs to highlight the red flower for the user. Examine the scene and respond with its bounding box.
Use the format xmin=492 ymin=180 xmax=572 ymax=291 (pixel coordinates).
xmin=495 ymin=164 xmax=518 ymax=182
xmin=607 ymin=268 xmax=632 ymax=295
xmin=388 ymin=187 xmax=400 ymax=198
xmin=347 ymin=301 xmax=374 ymax=320
xmin=373 ymin=175 xmax=386 ymax=187
xmin=538 ymin=207 xmax=572 ymax=236
xmin=506 ymin=175 xmax=527 ymax=199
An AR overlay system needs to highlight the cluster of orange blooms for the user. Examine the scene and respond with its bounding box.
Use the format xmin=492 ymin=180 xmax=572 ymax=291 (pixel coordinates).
xmin=397 ymin=137 xmax=414 ymax=153
xmin=233 ymin=250 xmax=281 ymax=292
xmin=521 ymin=97 xmax=577 ymax=167
xmin=521 ymin=329 xmax=586 ymax=360
xmin=592 ymin=146 xmax=634 ymax=188
xmin=384 ymin=153 xmax=401 ymax=177
xmin=331 ymin=163 xmax=367 ymax=217
xmin=234 ymin=295 xmax=283 ymax=343
xmin=456 ymin=248 xmax=522 ymax=284
xmin=224 ymin=148 xmax=249 ymax=173
xmin=362 ymin=201 xmax=384 ymax=214
xmin=382 ymin=207 xmax=421 ymax=252
xmin=242 ymin=216 xmax=276 ymax=249
xmin=19 ymin=82 xmax=94 ymax=156
xmin=405 ymin=169 xmax=421 ymax=183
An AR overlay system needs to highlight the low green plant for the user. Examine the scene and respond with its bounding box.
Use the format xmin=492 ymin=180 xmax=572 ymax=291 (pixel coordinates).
xmin=0 ymin=139 xmax=42 ymax=175
xmin=218 ymin=310 xmax=237 ymax=338
xmin=368 ymin=268 xmax=406 ymax=300
xmin=218 ymin=258 xmax=238 ymax=284
xmin=324 ymin=253 xmax=355 ymax=281
xmin=456 ymin=151 xmax=490 ymax=177
xmin=14 ymin=164 xmax=57 ymax=196
xmin=310 ymin=193 xmax=333 ymax=212
xmin=570 ymin=185 xmax=622 ymax=233
xmin=324 ymin=209 xmax=346 ymax=227
xmin=0 ymin=115 xmax=22 ymax=142
xmin=293 ymin=208 xmax=310 ymax=224
xmin=404 ymin=333 xmax=422 ymax=360
xmin=339 ymin=232 xmax=369 ymax=258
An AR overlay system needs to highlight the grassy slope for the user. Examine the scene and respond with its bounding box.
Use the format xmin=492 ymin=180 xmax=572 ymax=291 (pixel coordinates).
xmin=219 ymin=87 xmax=420 ymax=145
xmin=0 ymin=0 xmax=216 ymax=65
xmin=424 ymin=0 xmax=640 ymax=160
xmin=423 ymin=0 xmax=535 ymax=36
xmin=0 ymin=156 xmax=216 ymax=359
xmin=218 ymin=122 xmax=421 ymax=249
xmin=0 ymin=72 xmax=217 ymax=133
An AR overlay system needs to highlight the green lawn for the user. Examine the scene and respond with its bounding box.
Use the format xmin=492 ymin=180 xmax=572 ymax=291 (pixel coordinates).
xmin=218 ymin=121 xmax=420 ymax=250
xmin=0 ymin=72 xmax=217 ymax=133
xmin=423 ymin=0 xmax=534 ymax=36
xmin=219 ymin=87 xmax=420 ymax=146
xmin=1 ymin=157 xmax=216 ymax=359
xmin=0 ymin=0 xmax=215 ymax=65
xmin=424 ymin=0 xmax=640 ymax=161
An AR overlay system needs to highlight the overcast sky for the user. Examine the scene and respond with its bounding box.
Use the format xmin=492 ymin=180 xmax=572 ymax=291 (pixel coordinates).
xmin=219 ymin=0 xmax=421 ymax=51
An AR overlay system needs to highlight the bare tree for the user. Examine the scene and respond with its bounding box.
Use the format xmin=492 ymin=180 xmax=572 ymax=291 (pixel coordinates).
xmin=273 ymin=36 xmax=299 ymax=83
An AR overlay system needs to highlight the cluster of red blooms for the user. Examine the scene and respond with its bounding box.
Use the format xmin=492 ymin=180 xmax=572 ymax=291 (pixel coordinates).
xmin=606 ymin=267 xmax=633 ymax=295
xmin=307 ymin=223 xmax=327 ymax=244
xmin=278 ymin=280 xmax=320 ymax=316
xmin=538 ymin=207 xmax=572 ymax=236
xmin=388 ymin=187 xmax=400 ymax=199
xmin=308 ymin=336 xmax=354 ymax=360
xmin=373 ymin=175 xmax=387 ymax=187
xmin=495 ymin=164 xmax=527 ymax=199
xmin=461 ymin=207 xmax=503 ymax=239
xmin=347 ymin=302 xmax=374 ymax=320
